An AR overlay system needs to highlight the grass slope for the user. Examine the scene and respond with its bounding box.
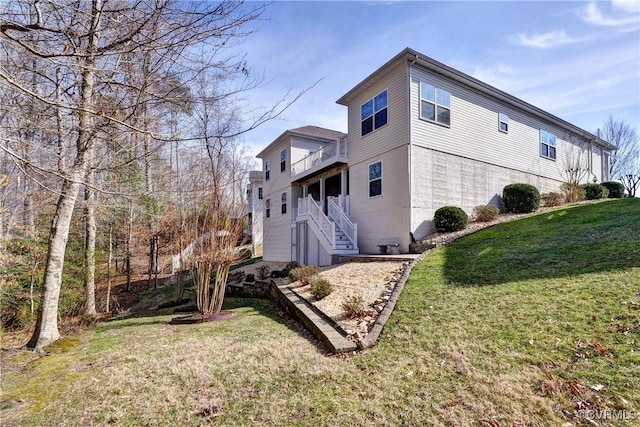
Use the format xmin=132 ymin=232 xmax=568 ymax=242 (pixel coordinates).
xmin=2 ymin=199 xmax=639 ymax=426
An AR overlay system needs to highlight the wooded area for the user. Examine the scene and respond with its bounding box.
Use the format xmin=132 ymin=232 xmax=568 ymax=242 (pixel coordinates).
xmin=0 ymin=0 xmax=298 ymax=351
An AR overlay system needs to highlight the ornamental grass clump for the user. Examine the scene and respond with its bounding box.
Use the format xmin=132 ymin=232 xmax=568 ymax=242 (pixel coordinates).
xmin=472 ymin=205 xmax=499 ymax=222
xmin=541 ymin=192 xmax=565 ymax=207
xmin=289 ymin=265 xmax=321 ymax=285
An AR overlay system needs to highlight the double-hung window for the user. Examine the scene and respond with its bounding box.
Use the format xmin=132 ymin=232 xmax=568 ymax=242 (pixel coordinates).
xmin=258 ymin=187 xmax=263 ymax=200
xmin=265 ymin=160 xmax=270 ymax=181
xmin=361 ymin=90 xmax=388 ymax=136
xmin=265 ymin=199 xmax=271 ymax=218
xmin=540 ymin=129 xmax=557 ymax=160
xmin=499 ymin=113 xmax=509 ymax=133
xmin=280 ymin=149 xmax=286 ymax=172
xmin=368 ymin=161 xmax=382 ymax=197
xmin=420 ymin=82 xmax=451 ymax=126
xmin=281 ymin=192 xmax=287 ymax=214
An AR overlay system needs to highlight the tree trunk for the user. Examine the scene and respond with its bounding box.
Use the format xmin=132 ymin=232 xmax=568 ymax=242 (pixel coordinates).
xmin=106 ymin=225 xmax=112 ymax=313
xmin=83 ymin=173 xmax=97 ymax=316
xmin=26 ymin=170 xmax=84 ymax=351
xmin=26 ymin=0 xmax=102 ymax=351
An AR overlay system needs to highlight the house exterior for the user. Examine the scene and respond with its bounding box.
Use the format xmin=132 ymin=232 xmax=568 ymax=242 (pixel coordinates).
xmin=255 ymin=47 xmax=615 ymax=265
xmin=246 ymin=170 xmax=264 ymax=256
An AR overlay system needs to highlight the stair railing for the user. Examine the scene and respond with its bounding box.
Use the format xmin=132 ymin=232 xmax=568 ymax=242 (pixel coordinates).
xmin=327 ymin=196 xmax=357 ymax=248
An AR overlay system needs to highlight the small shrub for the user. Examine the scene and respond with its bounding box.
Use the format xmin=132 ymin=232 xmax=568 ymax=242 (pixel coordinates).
xmin=434 ymin=206 xmax=468 ymax=232
xmin=269 ymin=270 xmax=282 ymax=279
xmin=310 ymin=277 xmax=333 ymax=300
xmin=245 ymin=273 xmax=255 ymax=282
xmin=341 ymin=294 xmax=367 ymax=318
xmin=503 ymin=183 xmax=540 ymax=213
xmin=541 ymin=192 xmax=565 ymax=207
xmin=227 ymin=270 xmax=246 ymax=284
xmin=289 ymin=265 xmax=321 ymax=285
xmin=472 ymin=205 xmax=499 ymax=222
xmin=601 ymin=181 xmax=625 ymax=198
xmin=581 ymin=183 xmax=609 ymax=200
xmin=561 ymin=183 xmax=586 ymax=203
xmin=256 ymin=265 xmax=270 ymax=280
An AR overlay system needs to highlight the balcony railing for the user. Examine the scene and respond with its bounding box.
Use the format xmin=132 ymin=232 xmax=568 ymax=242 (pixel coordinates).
xmin=291 ymin=136 xmax=347 ymax=179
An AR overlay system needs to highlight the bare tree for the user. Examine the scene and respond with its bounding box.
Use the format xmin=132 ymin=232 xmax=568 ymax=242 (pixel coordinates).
xmin=559 ymin=135 xmax=590 ymax=202
xmin=601 ymin=116 xmax=640 ymax=197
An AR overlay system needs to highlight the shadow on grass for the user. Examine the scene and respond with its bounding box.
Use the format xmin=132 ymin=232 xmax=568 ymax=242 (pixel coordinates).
xmin=443 ymin=199 xmax=640 ymax=286
xmin=96 ymin=296 xmax=331 ymax=353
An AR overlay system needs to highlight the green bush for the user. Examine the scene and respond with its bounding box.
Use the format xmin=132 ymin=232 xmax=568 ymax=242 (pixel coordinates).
xmin=541 ymin=192 xmax=565 ymax=207
xmin=245 ymin=273 xmax=255 ymax=282
xmin=310 ymin=277 xmax=333 ymax=300
xmin=289 ymin=265 xmax=321 ymax=285
xmin=341 ymin=294 xmax=367 ymax=318
xmin=503 ymin=183 xmax=540 ymax=213
xmin=472 ymin=205 xmax=499 ymax=222
xmin=581 ymin=183 xmax=609 ymax=200
xmin=434 ymin=206 xmax=468 ymax=232
xmin=601 ymin=181 xmax=625 ymax=198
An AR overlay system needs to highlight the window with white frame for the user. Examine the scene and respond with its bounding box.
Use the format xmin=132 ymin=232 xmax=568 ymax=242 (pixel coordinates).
xmin=280 ymin=149 xmax=286 ymax=172
xmin=499 ymin=113 xmax=509 ymax=133
xmin=420 ymin=82 xmax=451 ymax=126
xmin=265 ymin=160 xmax=270 ymax=181
xmin=258 ymin=187 xmax=263 ymax=200
xmin=265 ymin=198 xmax=271 ymax=218
xmin=361 ymin=90 xmax=388 ymax=136
xmin=368 ymin=161 xmax=382 ymax=197
xmin=281 ymin=192 xmax=287 ymax=214
xmin=540 ymin=129 xmax=557 ymax=160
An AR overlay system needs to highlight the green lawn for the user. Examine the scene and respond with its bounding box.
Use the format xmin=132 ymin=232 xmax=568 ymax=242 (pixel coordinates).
xmin=2 ymin=199 xmax=639 ymax=426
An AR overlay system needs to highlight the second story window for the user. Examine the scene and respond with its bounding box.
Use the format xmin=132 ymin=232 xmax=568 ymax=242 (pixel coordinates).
xmin=258 ymin=187 xmax=263 ymax=200
xmin=540 ymin=129 xmax=557 ymax=160
xmin=265 ymin=160 xmax=270 ymax=181
xmin=265 ymin=198 xmax=271 ymax=218
xmin=281 ymin=192 xmax=287 ymax=214
xmin=420 ymin=82 xmax=450 ymax=126
xmin=280 ymin=149 xmax=286 ymax=172
xmin=499 ymin=113 xmax=509 ymax=133
xmin=361 ymin=90 xmax=388 ymax=136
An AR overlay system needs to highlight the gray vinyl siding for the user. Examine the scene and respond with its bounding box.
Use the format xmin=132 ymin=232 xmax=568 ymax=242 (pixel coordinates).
xmin=409 ymin=65 xmax=595 ymax=184
xmin=260 ymin=139 xmax=293 ymax=262
xmin=348 ymin=145 xmax=412 ymax=254
xmin=345 ymin=63 xmax=409 ymax=166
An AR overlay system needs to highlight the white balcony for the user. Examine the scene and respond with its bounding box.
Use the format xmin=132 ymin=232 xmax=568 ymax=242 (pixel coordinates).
xmin=291 ymin=136 xmax=348 ymax=182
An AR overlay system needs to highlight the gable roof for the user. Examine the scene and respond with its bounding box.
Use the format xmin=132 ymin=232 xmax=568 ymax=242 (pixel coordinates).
xmin=336 ymin=47 xmax=616 ymax=150
xmin=256 ymin=125 xmax=346 ymax=159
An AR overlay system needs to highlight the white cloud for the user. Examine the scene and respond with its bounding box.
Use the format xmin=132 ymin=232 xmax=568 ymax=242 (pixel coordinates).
xmin=612 ymin=0 xmax=640 ymax=14
xmin=516 ymin=29 xmax=583 ymax=48
xmin=581 ymin=1 xmax=639 ymax=27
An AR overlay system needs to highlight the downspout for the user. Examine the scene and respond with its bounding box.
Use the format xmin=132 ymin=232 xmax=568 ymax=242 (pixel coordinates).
xmin=408 ymin=56 xmax=415 ymax=249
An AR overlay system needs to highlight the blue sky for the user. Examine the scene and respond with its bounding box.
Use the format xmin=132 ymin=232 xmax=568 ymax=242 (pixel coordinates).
xmin=232 ymin=0 xmax=640 ymax=158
